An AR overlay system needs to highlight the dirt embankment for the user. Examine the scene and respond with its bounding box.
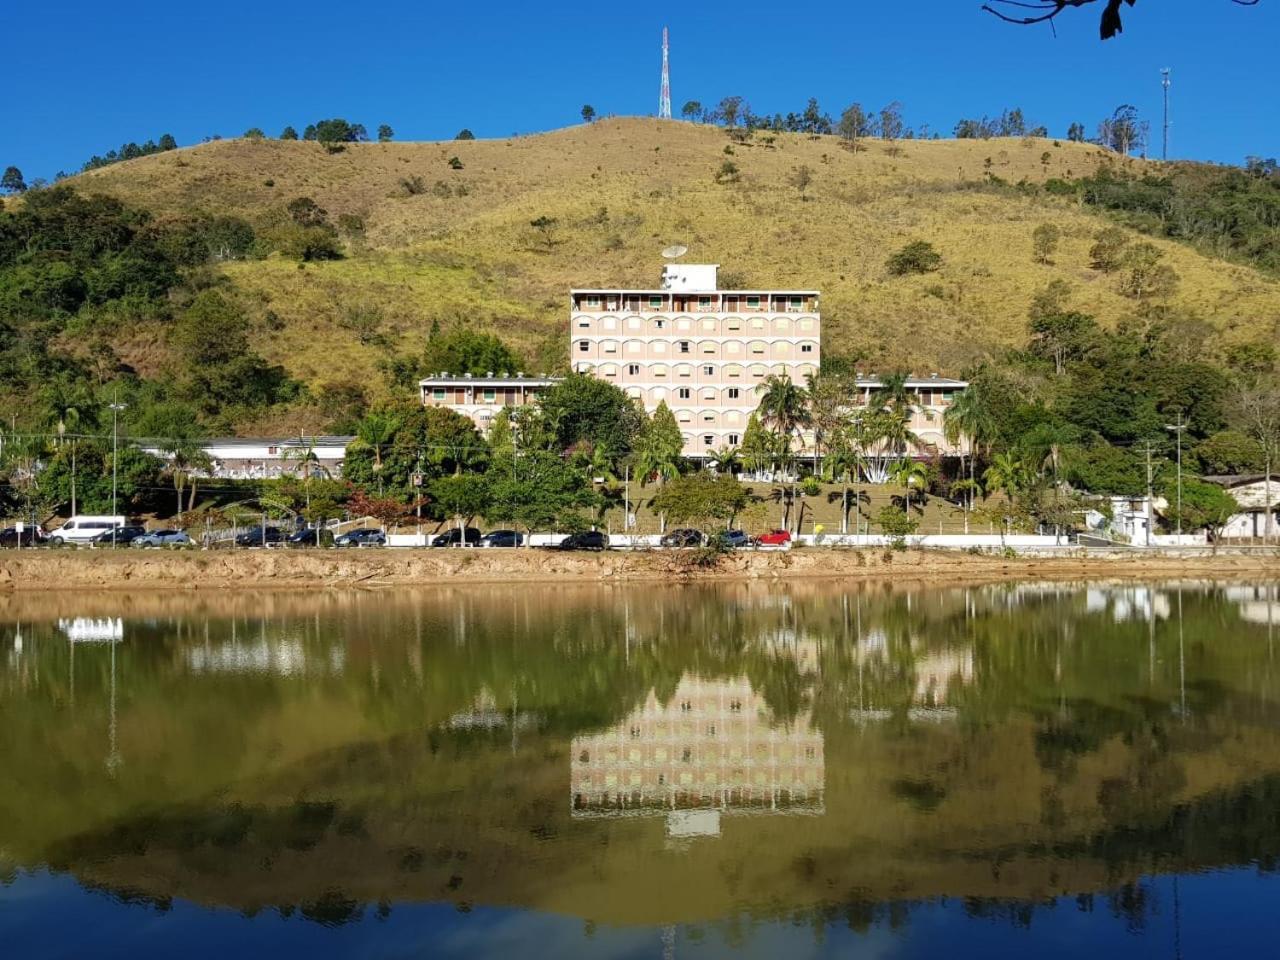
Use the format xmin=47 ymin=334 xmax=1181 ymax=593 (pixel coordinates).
xmin=1 ymin=547 xmax=1279 ymax=592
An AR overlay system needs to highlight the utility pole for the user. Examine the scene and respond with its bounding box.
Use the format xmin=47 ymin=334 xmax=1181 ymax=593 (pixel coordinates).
xmin=1161 ymin=68 xmax=1172 ymax=161
xmin=108 ymin=396 xmax=128 ymax=539
xmin=1144 ymin=439 xmax=1155 ymax=548
xmin=1165 ymin=413 xmax=1187 ymax=538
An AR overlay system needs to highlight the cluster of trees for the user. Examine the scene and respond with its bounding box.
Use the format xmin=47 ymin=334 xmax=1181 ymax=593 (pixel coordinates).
xmin=80 ymin=133 xmax=178 ymax=173
xmin=954 ymin=108 xmax=1048 ymax=139
xmin=0 ymin=187 xmax=302 ymax=518
xmin=1055 ymin=163 xmax=1280 ymax=274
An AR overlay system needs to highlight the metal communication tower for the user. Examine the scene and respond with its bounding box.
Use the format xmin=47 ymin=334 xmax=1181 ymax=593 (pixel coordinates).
xmin=659 ymin=27 xmax=672 ymax=119
xmin=1161 ymin=68 xmax=1171 ymax=160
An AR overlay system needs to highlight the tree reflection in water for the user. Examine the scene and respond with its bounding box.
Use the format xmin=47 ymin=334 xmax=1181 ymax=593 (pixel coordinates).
xmin=1 ymin=580 xmax=1278 ymax=943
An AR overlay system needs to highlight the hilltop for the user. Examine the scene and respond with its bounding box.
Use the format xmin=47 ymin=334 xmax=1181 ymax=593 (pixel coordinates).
xmin=68 ymin=118 xmax=1279 ymax=414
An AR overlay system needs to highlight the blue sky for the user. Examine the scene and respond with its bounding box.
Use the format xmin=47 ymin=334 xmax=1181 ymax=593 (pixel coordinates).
xmin=3 ymin=0 xmax=1276 ymax=181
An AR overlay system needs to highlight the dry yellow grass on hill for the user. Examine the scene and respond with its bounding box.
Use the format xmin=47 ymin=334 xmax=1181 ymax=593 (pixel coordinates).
xmin=75 ymin=118 xmax=1280 ymax=400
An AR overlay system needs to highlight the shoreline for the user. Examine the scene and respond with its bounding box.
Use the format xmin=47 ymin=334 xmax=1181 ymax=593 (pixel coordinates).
xmin=1 ymin=547 xmax=1278 ymax=592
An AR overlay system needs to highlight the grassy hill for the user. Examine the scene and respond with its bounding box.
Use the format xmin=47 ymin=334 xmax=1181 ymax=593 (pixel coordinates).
xmin=72 ymin=118 xmax=1279 ymax=416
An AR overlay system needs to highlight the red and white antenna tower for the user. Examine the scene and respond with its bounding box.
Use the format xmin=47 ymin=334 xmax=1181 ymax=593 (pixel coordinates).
xmin=659 ymin=27 xmax=672 ymax=119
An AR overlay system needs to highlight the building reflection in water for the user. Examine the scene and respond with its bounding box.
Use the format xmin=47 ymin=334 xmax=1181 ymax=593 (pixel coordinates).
xmin=571 ymin=670 xmax=825 ymax=839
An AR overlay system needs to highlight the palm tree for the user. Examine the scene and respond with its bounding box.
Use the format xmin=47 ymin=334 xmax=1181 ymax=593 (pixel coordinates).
xmin=162 ymin=438 xmax=213 ymax=516
xmin=825 ymin=440 xmax=865 ymax=534
xmin=943 ymin=382 xmax=997 ymax=519
xmin=708 ymin=445 xmax=740 ymax=475
xmin=756 ymin=374 xmax=811 ymax=467
xmin=757 ymin=375 xmax=811 ymax=532
xmin=890 ymin=459 xmax=929 ymax=518
xmin=983 ymin=451 xmax=1032 ymax=538
xmin=283 ymin=436 xmax=332 ymax=483
xmin=356 ymin=412 xmax=402 ymax=491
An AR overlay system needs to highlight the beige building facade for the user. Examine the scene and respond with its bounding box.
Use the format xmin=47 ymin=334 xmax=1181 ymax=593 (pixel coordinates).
xmin=571 ymin=264 xmax=821 ymax=458
xmin=418 ymin=374 xmax=556 ymax=433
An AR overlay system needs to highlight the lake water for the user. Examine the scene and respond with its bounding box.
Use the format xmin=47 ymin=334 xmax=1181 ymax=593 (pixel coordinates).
xmin=2 ymin=580 xmax=1279 ymax=958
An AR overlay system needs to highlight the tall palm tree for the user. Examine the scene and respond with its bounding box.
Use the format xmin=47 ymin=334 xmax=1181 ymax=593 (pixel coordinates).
xmin=825 ymin=439 xmax=865 ymax=534
xmin=944 ymin=382 xmax=997 ymax=519
xmin=757 ymin=375 xmax=811 ymax=532
xmin=163 ymin=438 xmax=213 ymax=516
xmin=756 ymin=374 xmax=811 ymax=466
xmin=356 ymin=412 xmax=402 ymax=488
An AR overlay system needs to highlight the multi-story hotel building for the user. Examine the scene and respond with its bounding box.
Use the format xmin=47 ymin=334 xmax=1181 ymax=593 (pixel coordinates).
xmin=417 ymin=263 xmax=968 ymax=463
xmin=570 ymin=264 xmax=821 ymax=458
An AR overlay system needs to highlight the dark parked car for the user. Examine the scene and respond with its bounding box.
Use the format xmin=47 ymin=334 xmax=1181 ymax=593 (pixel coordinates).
xmin=431 ymin=527 xmax=482 ymax=547
xmin=660 ymin=528 xmax=704 ymax=548
xmin=334 ymin=528 xmax=386 ymax=548
xmin=478 ymin=529 xmax=524 ymax=548
xmin=288 ymin=526 xmax=335 ymax=547
xmin=90 ymin=525 xmax=146 ymax=546
xmin=555 ymin=530 xmax=609 ymax=551
xmin=710 ymin=529 xmax=751 ymax=549
xmin=234 ymin=526 xmax=286 ymax=548
xmin=133 ymin=529 xmax=193 ymax=548
xmin=0 ymin=526 xmax=46 ymax=548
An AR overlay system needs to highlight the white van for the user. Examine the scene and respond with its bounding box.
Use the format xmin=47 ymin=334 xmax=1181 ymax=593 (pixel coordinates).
xmin=48 ymin=515 xmax=126 ymax=546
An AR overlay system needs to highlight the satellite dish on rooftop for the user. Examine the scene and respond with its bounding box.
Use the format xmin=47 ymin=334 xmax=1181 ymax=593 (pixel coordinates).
xmin=661 ymin=244 xmax=688 ymax=259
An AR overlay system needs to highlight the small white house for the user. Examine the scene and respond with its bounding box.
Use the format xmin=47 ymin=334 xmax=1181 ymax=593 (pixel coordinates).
xmin=1203 ymin=475 xmax=1280 ymax=540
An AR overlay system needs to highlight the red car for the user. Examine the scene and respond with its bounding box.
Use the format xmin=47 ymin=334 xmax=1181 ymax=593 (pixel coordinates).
xmin=756 ymin=529 xmax=792 ymax=546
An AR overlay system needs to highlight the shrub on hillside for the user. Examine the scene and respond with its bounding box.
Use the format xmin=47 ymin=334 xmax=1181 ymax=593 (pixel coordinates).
xmin=886 ymin=240 xmax=942 ymax=276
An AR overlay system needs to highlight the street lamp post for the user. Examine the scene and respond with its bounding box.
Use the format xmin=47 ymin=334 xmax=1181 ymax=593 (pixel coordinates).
xmin=1165 ymin=413 xmax=1186 ymax=539
xmin=109 ymin=398 xmax=127 ymax=539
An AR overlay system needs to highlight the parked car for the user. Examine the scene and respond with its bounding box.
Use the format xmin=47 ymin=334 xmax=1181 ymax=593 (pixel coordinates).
xmin=287 ymin=526 xmax=335 ymax=547
xmin=334 ymin=528 xmax=386 ymax=548
xmin=90 ymin=525 xmax=146 ymax=546
xmin=478 ymin=529 xmax=524 ymax=548
xmin=756 ymin=529 xmax=793 ymax=546
xmin=431 ymin=527 xmax=483 ymax=548
xmin=46 ymin=515 xmax=127 ymax=546
xmin=133 ymin=529 xmax=193 ymax=548
xmin=660 ymin=528 xmax=704 ymax=548
xmin=710 ymin=529 xmax=751 ymax=549
xmin=234 ymin=526 xmax=286 ymax=548
xmin=555 ymin=530 xmax=609 ymax=551
xmin=0 ymin=526 xmax=46 ymax=548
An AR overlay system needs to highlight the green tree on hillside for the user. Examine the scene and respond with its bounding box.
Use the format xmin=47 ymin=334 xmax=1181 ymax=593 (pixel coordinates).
xmin=681 ymin=100 xmax=703 ymax=122
xmin=422 ymin=329 xmax=525 ymax=377
xmin=1067 ymin=122 xmax=1086 ymax=142
xmin=455 ymin=129 xmax=475 ymax=140
xmin=1118 ymin=243 xmax=1178 ymax=300
xmin=1032 ymin=223 xmax=1061 ymax=264
xmin=170 ymin=290 xmax=294 ymax=416
xmin=837 ymin=103 xmax=871 ymax=152
xmin=377 ymin=124 xmax=394 ymax=142
xmin=1089 ymin=227 xmax=1129 ymax=272
xmin=581 ymin=105 xmax=596 ymax=123
xmin=886 ymin=240 xmax=942 ymax=275
xmin=1 ymin=167 xmax=26 ymax=193
xmin=280 ymin=126 xmax=299 ymax=140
